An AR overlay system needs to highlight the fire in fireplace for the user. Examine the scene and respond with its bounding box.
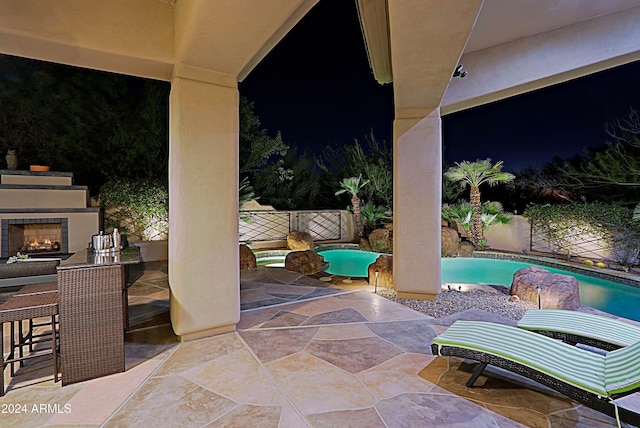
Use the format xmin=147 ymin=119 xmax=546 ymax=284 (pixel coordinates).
xmin=1 ymin=218 xmax=69 ymax=258
xmin=13 ymin=223 xmax=62 ymax=255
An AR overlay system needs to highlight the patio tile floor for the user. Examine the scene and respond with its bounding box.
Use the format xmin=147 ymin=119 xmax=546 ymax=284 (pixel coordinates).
xmin=1 ymin=263 xmax=638 ymax=427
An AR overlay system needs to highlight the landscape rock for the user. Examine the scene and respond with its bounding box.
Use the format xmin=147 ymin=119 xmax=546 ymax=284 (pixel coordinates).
xmin=458 ymin=241 xmax=474 ymax=257
xmin=510 ymin=266 xmax=580 ymax=310
xmin=285 ymin=250 xmax=327 ymax=275
xmin=369 ymin=228 xmax=393 ymax=253
xmin=441 ymin=227 xmax=460 ymax=257
xmin=287 ymin=231 xmax=314 ymax=251
xmin=359 ymin=238 xmax=372 ymax=252
xmin=452 ymin=221 xmax=469 ymax=239
xmin=368 ymin=255 xmax=393 ymax=288
xmin=239 ymin=244 xmax=257 ymax=271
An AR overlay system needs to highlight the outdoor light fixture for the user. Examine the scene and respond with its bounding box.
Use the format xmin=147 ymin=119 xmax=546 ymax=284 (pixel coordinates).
xmin=453 ymin=64 xmax=468 ymax=78
xmin=536 ymin=286 xmax=542 ymax=309
xmin=374 ymin=270 xmax=379 ymax=294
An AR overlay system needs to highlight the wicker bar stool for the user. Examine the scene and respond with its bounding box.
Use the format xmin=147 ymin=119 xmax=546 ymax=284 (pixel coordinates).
xmin=13 ymin=282 xmax=58 ymax=297
xmin=0 ymin=292 xmax=59 ymax=396
xmin=12 ymin=282 xmax=58 ymax=358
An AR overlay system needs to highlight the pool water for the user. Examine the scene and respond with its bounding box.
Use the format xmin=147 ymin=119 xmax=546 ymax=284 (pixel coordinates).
xmin=319 ymin=249 xmax=380 ymax=277
xmin=442 ymin=258 xmax=640 ymax=322
xmin=316 ymin=249 xmax=640 ymax=322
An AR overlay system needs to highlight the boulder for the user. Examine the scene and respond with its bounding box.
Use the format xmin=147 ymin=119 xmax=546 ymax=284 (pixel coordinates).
xmin=510 ymin=266 xmax=580 ymax=310
xmin=452 ymin=221 xmax=469 ymax=239
xmin=368 ymin=255 xmax=393 ymax=289
xmin=359 ymin=238 xmax=372 ymax=252
xmin=369 ymin=228 xmax=393 ymax=253
xmin=287 ymin=231 xmax=314 ymax=251
xmin=458 ymin=241 xmax=474 ymax=257
xmin=441 ymin=227 xmax=460 ymax=257
xmin=285 ymin=250 xmax=327 ymax=275
xmin=239 ymin=244 xmax=257 ymax=271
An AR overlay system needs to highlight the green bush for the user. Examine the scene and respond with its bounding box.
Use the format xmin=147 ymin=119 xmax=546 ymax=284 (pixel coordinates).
xmin=360 ymin=202 xmax=391 ymax=235
xmin=99 ymin=178 xmax=169 ymax=241
xmin=442 ymin=201 xmax=511 ymax=245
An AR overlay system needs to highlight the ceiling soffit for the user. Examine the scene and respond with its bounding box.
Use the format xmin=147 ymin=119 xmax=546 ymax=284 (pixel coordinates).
xmin=442 ymin=5 xmax=640 ymax=114
xmin=0 ymin=0 xmax=175 ymax=79
xmin=174 ymin=0 xmax=319 ymax=81
xmin=0 ymin=0 xmax=319 ymax=83
xmin=357 ymin=0 xmax=640 ymax=115
xmin=356 ymin=0 xmax=392 ymax=84
xmin=387 ymin=0 xmax=482 ymax=116
xmin=466 ymin=0 xmax=640 ymax=53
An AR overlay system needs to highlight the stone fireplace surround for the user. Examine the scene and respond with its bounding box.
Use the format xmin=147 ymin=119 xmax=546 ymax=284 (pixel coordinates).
xmin=2 ymin=217 xmax=69 ymax=258
xmin=0 ymin=169 xmax=99 ymax=259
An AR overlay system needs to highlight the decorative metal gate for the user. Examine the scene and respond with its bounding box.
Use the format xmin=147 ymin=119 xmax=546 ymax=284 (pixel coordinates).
xmin=239 ymin=210 xmax=344 ymax=242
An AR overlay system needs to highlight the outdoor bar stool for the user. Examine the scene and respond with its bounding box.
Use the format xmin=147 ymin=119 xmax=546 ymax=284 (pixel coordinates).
xmin=0 ymin=292 xmax=59 ymax=396
xmin=12 ymin=282 xmax=59 ymax=358
xmin=13 ymin=282 xmax=58 ymax=297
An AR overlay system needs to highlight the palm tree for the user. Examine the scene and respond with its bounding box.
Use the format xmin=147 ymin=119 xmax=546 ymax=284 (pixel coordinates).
xmin=444 ymin=159 xmax=515 ymax=245
xmin=336 ymin=176 xmax=370 ymax=239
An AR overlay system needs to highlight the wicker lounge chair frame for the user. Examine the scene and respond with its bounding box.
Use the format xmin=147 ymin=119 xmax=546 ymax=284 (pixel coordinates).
xmin=518 ymin=309 xmax=640 ymax=352
xmin=432 ymin=321 xmax=640 ymax=426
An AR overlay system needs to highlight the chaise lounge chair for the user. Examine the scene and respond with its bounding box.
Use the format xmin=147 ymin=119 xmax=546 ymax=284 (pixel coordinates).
xmin=431 ymin=321 xmax=640 ymax=426
xmin=518 ymin=309 xmax=640 ymax=351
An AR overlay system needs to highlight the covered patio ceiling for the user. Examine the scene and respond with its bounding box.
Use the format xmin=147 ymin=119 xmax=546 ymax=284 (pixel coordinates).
xmin=0 ymin=0 xmax=320 ymax=82
xmin=357 ymin=0 xmax=640 ymax=114
xmin=4 ymin=0 xmax=639 ymax=116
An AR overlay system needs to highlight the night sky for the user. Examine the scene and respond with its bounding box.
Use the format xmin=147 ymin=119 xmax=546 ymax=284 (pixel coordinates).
xmin=239 ymin=0 xmax=640 ymax=173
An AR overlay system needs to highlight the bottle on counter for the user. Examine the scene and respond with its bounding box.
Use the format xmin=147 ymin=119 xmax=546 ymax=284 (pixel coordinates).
xmin=112 ymin=228 xmax=121 ymax=251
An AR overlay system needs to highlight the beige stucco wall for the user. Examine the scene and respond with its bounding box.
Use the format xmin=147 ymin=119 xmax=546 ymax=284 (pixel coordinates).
xmin=393 ymin=110 xmax=442 ymax=299
xmin=484 ymin=215 xmax=531 ymax=253
xmin=0 ymin=188 xmax=88 ymax=210
xmin=168 ymin=66 xmax=240 ymax=341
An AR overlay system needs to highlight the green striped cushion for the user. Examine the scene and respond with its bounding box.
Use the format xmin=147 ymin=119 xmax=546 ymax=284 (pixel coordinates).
xmin=605 ymin=341 xmax=640 ymax=395
xmin=518 ymin=309 xmax=640 ymax=347
xmin=432 ymin=321 xmax=607 ymax=396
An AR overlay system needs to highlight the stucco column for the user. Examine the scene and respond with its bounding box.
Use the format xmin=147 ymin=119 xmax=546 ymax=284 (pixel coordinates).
xmin=393 ymin=108 xmax=442 ymax=299
xmin=169 ymin=65 xmax=240 ymax=341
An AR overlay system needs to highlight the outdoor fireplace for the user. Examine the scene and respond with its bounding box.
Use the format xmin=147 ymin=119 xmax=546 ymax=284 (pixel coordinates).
xmin=1 ymin=218 xmax=69 ymax=258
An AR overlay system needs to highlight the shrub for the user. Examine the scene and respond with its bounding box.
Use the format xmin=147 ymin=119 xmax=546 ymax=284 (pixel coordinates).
xmin=442 ymin=201 xmax=511 ymax=244
xmin=99 ymin=178 xmax=168 ymax=241
xmin=523 ymin=202 xmax=640 ymax=265
xmin=360 ymin=202 xmax=391 ymax=235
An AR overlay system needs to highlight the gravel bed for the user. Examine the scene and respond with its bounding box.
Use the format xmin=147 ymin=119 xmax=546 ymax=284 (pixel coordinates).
xmin=378 ymin=288 xmax=537 ymax=320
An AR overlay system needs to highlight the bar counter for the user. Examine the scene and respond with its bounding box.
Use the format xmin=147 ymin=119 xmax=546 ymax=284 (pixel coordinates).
xmin=59 ymin=246 xmax=141 ymax=269
xmin=57 ymin=246 xmax=140 ymax=386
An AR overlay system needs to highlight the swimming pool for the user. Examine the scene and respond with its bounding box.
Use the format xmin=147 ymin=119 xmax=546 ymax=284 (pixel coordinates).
xmin=443 ymin=257 xmax=640 ymax=322
xmin=254 ymin=249 xmax=640 ymax=321
xmin=319 ymin=249 xmax=380 ymax=277
xmin=316 ymin=249 xmax=640 ymax=322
